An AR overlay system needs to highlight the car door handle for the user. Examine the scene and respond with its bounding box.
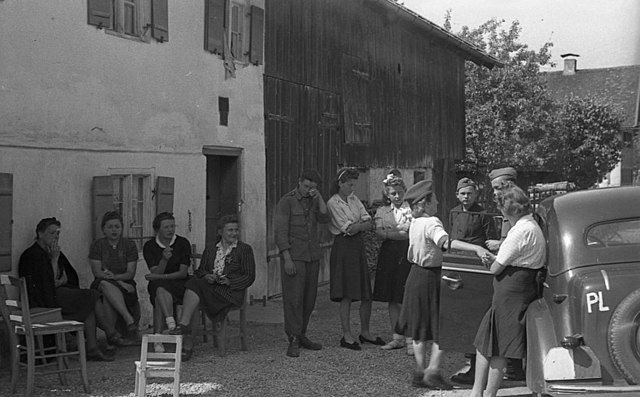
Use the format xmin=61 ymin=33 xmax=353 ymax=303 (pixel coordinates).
xmin=442 ymin=274 xmax=463 ymax=290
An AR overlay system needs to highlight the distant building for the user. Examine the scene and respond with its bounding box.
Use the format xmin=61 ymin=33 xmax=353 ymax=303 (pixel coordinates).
xmin=543 ymin=57 xmax=640 ymax=187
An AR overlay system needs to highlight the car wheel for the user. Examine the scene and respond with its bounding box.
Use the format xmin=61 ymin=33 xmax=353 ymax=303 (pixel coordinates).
xmin=608 ymin=288 xmax=640 ymax=384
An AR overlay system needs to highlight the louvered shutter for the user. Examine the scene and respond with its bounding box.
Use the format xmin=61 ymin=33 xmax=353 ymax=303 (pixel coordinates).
xmin=155 ymin=176 xmax=174 ymax=215
xmin=0 ymin=173 xmax=12 ymax=272
xmin=87 ymin=0 xmax=112 ymax=29
xmin=151 ymin=0 xmax=169 ymax=43
xmin=92 ymin=176 xmax=115 ymax=241
xmin=249 ymin=6 xmax=264 ymax=65
xmin=205 ymin=0 xmax=226 ymax=55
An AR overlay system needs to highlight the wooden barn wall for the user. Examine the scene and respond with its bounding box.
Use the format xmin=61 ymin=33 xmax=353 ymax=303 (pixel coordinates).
xmin=264 ymin=0 xmax=467 ymax=170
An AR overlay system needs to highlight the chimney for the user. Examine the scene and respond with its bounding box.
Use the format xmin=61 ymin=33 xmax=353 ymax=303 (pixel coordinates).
xmin=561 ymin=53 xmax=580 ymax=76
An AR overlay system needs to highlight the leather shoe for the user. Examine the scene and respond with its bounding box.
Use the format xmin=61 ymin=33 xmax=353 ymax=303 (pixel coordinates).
xmin=358 ymin=335 xmax=385 ymax=345
xmin=299 ymin=335 xmax=322 ymax=350
xmin=381 ymin=338 xmax=404 ymax=350
xmin=423 ymin=370 xmax=453 ymax=390
xmin=86 ymin=348 xmax=114 ymax=362
xmin=340 ymin=337 xmax=361 ymax=351
xmin=169 ymin=324 xmax=191 ymax=335
xmin=450 ymin=369 xmax=475 ymax=385
xmin=411 ymin=371 xmax=429 ymax=388
xmin=286 ymin=337 xmax=300 ymax=357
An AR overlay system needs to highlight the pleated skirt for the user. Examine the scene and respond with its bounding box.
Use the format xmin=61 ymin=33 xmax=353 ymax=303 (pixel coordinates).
xmin=329 ymin=234 xmax=372 ymax=302
xmin=372 ymin=239 xmax=411 ymax=303
xmin=395 ymin=264 xmax=441 ymax=342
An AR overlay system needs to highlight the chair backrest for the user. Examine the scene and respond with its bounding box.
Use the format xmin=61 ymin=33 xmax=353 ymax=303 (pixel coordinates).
xmin=140 ymin=334 xmax=183 ymax=370
xmin=0 ymin=275 xmax=35 ymax=339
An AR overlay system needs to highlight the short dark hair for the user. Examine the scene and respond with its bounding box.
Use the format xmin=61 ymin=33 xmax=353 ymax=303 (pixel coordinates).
xmin=152 ymin=212 xmax=175 ymax=232
xmin=36 ymin=217 xmax=61 ymax=238
xmin=330 ymin=167 xmax=359 ymax=196
xmin=101 ymin=211 xmax=123 ymax=229
xmin=217 ymin=214 xmax=239 ymax=231
xmin=300 ymin=169 xmax=322 ymax=185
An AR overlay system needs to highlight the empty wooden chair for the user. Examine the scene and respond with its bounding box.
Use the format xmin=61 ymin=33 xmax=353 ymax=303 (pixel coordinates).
xmin=134 ymin=334 xmax=183 ymax=397
xmin=0 ymin=275 xmax=90 ymax=396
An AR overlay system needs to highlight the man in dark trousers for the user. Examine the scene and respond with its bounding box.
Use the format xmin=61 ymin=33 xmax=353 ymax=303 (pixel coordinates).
xmin=275 ymin=169 xmax=330 ymax=357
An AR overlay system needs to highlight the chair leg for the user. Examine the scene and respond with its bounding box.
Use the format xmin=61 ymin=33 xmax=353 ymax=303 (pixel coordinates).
xmin=200 ymin=309 xmax=208 ymax=343
xmin=218 ymin=317 xmax=227 ymax=357
xmin=134 ymin=366 xmax=140 ymax=397
xmin=172 ymin=373 xmax=180 ymax=397
xmin=77 ymin=330 xmax=90 ymax=394
xmin=9 ymin=344 xmax=19 ymax=393
xmin=35 ymin=335 xmax=46 ymax=366
xmin=137 ymin=371 xmax=147 ymax=397
xmin=55 ymin=333 xmax=68 ymax=386
xmin=239 ymin=307 xmax=247 ymax=351
xmin=26 ymin=337 xmax=36 ymax=396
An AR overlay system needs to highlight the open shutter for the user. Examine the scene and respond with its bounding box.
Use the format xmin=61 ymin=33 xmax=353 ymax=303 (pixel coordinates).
xmin=249 ymin=6 xmax=264 ymax=65
xmin=0 ymin=173 xmax=12 ymax=272
xmin=205 ymin=0 xmax=226 ymax=55
xmin=155 ymin=176 xmax=174 ymax=215
xmin=87 ymin=0 xmax=112 ymax=29
xmin=92 ymin=176 xmax=115 ymax=242
xmin=151 ymin=0 xmax=169 ymax=43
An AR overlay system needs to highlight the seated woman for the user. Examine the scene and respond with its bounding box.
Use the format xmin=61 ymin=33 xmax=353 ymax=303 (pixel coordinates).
xmin=18 ymin=217 xmax=113 ymax=361
xmin=143 ymin=212 xmax=191 ymax=352
xmin=89 ymin=211 xmax=140 ymax=347
xmin=170 ymin=214 xmax=256 ymax=361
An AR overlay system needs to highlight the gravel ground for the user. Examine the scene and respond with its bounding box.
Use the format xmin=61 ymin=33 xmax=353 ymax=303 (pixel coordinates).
xmin=0 ymin=284 xmax=530 ymax=397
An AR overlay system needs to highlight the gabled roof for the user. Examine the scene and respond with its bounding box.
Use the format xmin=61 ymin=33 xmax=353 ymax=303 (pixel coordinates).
xmin=542 ymin=65 xmax=640 ymax=127
xmin=371 ymin=0 xmax=501 ymax=69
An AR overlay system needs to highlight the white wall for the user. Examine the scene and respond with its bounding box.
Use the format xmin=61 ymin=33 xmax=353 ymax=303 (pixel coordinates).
xmin=0 ymin=0 xmax=267 ymax=324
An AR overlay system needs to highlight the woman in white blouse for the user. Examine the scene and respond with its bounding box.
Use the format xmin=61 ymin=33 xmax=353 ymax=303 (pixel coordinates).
xmin=327 ymin=167 xmax=384 ymax=350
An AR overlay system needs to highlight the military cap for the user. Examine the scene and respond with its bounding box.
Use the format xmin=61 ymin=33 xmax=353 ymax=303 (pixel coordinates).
xmin=488 ymin=167 xmax=517 ymax=181
xmin=404 ymin=180 xmax=433 ymax=204
xmin=456 ymin=177 xmax=477 ymax=191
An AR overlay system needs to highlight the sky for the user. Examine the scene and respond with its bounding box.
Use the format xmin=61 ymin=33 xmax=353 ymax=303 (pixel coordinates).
xmin=401 ymin=0 xmax=640 ymax=71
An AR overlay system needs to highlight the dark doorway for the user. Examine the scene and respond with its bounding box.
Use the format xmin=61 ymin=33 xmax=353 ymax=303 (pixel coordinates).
xmin=205 ymin=153 xmax=239 ymax=247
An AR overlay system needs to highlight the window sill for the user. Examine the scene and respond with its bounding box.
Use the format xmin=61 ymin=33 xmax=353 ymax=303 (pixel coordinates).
xmin=104 ymin=29 xmax=151 ymax=44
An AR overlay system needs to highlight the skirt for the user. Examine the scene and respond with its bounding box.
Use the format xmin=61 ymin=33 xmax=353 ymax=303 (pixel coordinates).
xmin=185 ymin=278 xmax=234 ymax=322
xmin=329 ymin=234 xmax=372 ymax=302
xmin=372 ymin=239 xmax=411 ymax=303
xmin=395 ymin=265 xmax=441 ymax=342
xmin=148 ymin=278 xmax=188 ymax=306
xmin=474 ymin=266 xmax=538 ymax=358
xmin=91 ymin=278 xmax=139 ymax=313
xmin=56 ymin=286 xmax=100 ymax=322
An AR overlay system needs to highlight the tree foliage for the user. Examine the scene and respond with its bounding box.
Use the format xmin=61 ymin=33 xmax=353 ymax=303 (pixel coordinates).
xmin=445 ymin=12 xmax=624 ymax=188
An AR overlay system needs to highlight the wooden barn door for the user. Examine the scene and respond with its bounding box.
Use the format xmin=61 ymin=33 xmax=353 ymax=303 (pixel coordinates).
xmin=264 ymin=76 xmax=342 ymax=297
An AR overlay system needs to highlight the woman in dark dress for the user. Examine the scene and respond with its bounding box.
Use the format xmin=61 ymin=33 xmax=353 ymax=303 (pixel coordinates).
xmin=470 ymin=186 xmax=546 ymax=397
xmin=89 ymin=211 xmax=139 ymax=346
xmin=18 ymin=217 xmax=113 ymax=361
xmin=170 ymin=214 xmax=256 ymax=361
xmin=143 ymin=212 xmax=191 ymax=352
xmin=373 ymin=171 xmax=414 ymax=353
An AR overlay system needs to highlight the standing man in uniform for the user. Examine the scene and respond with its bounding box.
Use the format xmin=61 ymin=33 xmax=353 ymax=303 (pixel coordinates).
xmin=275 ymin=169 xmax=331 ymax=357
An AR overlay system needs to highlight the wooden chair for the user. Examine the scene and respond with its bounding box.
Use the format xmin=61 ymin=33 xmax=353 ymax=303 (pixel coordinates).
xmin=0 ymin=275 xmax=89 ymax=396
xmin=134 ymin=333 xmax=182 ymax=397
xmin=203 ymin=291 xmax=248 ymax=356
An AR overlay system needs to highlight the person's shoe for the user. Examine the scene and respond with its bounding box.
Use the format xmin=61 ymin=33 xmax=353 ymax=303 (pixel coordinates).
xmin=181 ymin=349 xmax=193 ymax=362
xmin=153 ymin=342 xmax=165 ymax=353
xmin=411 ymin=371 xmax=429 ymax=388
xmin=86 ymin=348 xmax=114 ymax=362
xmin=450 ymin=369 xmax=475 ymax=385
xmin=299 ymin=335 xmax=322 ymax=350
xmin=169 ymin=324 xmax=192 ymax=335
xmin=286 ymin=336 xmax=300 ymax=357
xmin=107 ymin=332 xmax=137 ymax=347
xmin=423 ymin=369 xmax=453 ymax=390
xmin=339 ymin=337 xmax=361 ymax=351
xmin=381 ymin=338 xmax=405 ymax=350
xmin=358 ymin=335 xmax=385 ymax=345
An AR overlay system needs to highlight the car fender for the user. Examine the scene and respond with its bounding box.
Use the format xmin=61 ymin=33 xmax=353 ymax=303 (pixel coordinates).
xmin=526 ymin=298 xmax=558 ymax=393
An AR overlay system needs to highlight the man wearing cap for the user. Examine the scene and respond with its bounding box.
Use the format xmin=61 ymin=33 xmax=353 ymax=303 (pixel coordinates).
xmin=485 ymin=167 xmax=518 ymax=252
xmin=449 ymin=178 xmax=496 ymax=246
xmin=274 ymin=169 xmax=330 ymax=358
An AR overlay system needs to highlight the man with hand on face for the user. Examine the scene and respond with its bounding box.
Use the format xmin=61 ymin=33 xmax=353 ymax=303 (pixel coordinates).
xmin=275 ymin=169 xmax=330 ymax=357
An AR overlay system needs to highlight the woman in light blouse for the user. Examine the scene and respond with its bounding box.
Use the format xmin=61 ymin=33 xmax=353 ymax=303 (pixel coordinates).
xmin=327 ymin=167 xmax=384 ymax=350
xmin=372 ymin=171 xmax=414 ymax=353
xmin=470 ymin=185 xmax=546 ymax=397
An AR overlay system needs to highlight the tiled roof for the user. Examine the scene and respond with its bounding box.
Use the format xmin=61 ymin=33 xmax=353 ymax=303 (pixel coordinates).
xmin=542 ymin=65 xmax=640 ymax=127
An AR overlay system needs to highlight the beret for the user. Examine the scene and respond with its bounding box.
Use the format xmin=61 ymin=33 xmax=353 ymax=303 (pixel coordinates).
xmin=456 ymin=177 xmax=477 ymax=191
xmin=488 ymin=167 xmax=517 ymax=181
xmin=404 ymin=180 xmax=433 ymax=204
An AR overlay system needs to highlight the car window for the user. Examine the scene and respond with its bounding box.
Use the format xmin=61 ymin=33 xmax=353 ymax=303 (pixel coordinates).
xmin=586 ymin=219 xmax=640 ymax=248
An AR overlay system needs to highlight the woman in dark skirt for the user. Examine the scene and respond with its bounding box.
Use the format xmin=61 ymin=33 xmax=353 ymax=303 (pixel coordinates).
xmin=89 ymin=211 xmax=140 ymax=346
xmin=470 ymin=185 xmax=546 ymax=397
xmin=170 ymin=215 xmax=256 ymax=361
xmin=18 ymin=217 xmax=113 ymax=361
xmin=143 ymin=212 xmax=191 ymax=352
xmin=327 ymin=167 xmax=384 ymax=350
xmin=372 ymin=171 xmax=413 ymax=353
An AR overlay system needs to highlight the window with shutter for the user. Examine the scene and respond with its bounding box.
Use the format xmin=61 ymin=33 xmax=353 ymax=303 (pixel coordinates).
xmin=151 ymin=0 xmax=169 ymax=43
xmin=155 ymin=176 xmax=175 ymax=215
xmin=205 ymin=0 xmax=226 ymax=55
xmin=87 ymin=0 xmax=167 ymax=43
xmin=0 ymin=173 xmax=12 ymax=272
xmin=249 ymin=6 xmax=264 ymax=65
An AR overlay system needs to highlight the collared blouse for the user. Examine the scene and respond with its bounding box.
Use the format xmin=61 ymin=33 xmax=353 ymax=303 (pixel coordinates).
xmin=327 ymin=193 xmax=371 ymax=236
